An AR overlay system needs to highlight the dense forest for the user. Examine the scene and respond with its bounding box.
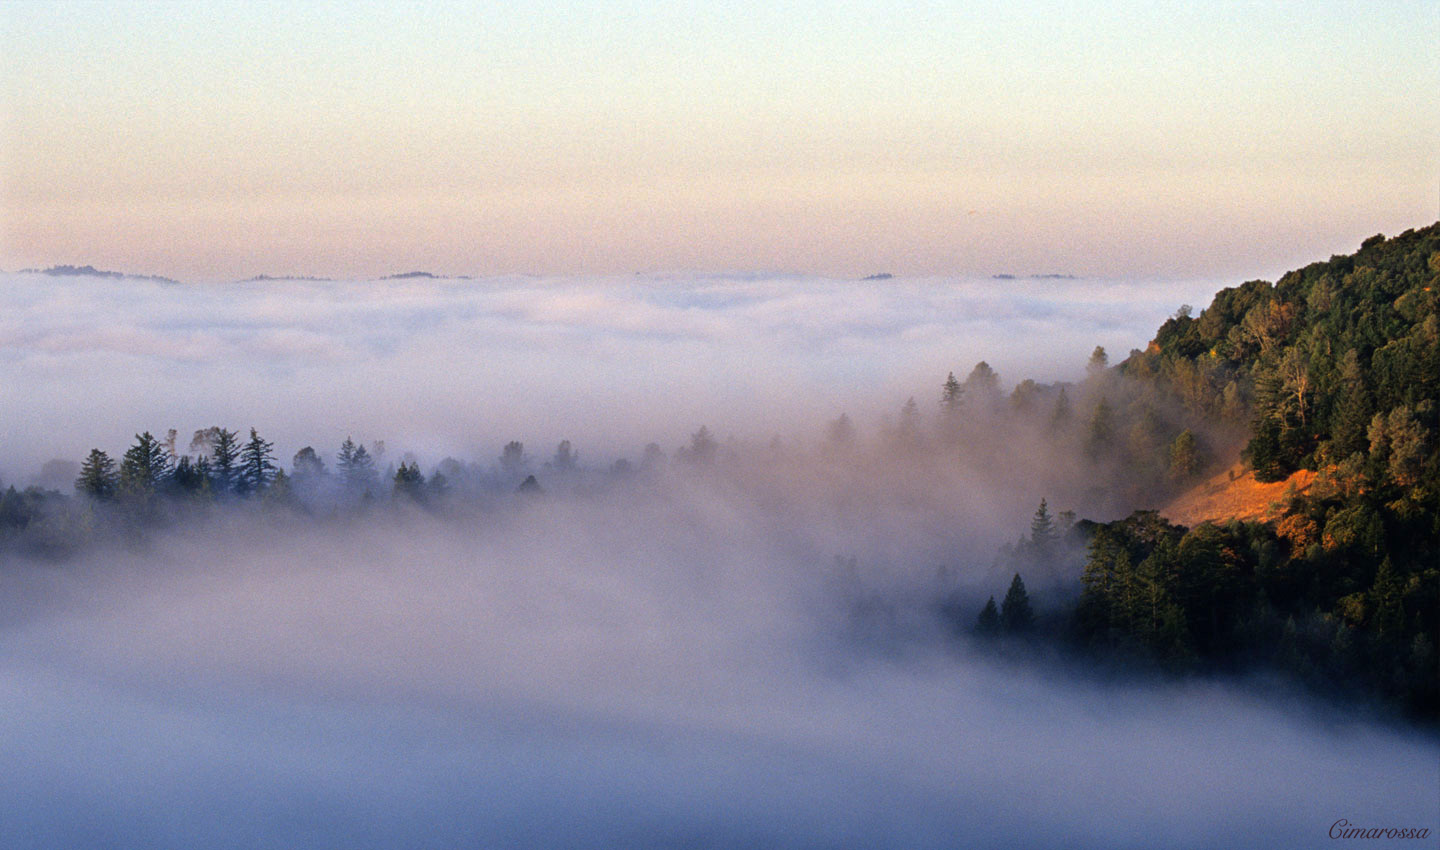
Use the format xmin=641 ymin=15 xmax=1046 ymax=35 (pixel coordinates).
xmin=976 ymin=224 xmax=1439 ymax=721
xmin=2 ymin=224 xmax=1436 ymax=721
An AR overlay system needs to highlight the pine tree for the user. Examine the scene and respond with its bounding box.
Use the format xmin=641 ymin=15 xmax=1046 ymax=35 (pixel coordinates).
xmin=392 ymin=461 xmax=426 ymax=501
xmin=337 ymin=436 xmax=358 ymax=477
xmin=350 ymin=444 xmax=375 ymax=492
xmin=338 ymin=436 xmax=376 ymax=494
xmin=1030 ymin=498 xmax=1056 ymax=557
xmin=119 ymin=432 xmax=171 ymax=497
xmin=975 ymin=597 xmax=1001 ymax=636
xmin=210 ymin=427 xmax=240 ymax=496
xmin=1000 ymin=573 xmax=1035 ymax=633
xmin=1087 ymin=345 xmax=1109 ymax=376
xmin=1329 ymin=349 xmax=1372 ymax=459
xmin=1085 ymin=397 xmax=1115 ymax=458
xmin=170 ymin=455 xmax=210 ymax=495
xmin=237 ymin=428 xmax=276 ymax=496
xmin=75 ymin=449 xmax=118 ymax=500
xmin=962 ymin=362 xmax=1002 ymax=412
xmin=1168 ymin=430 xmax=1202 ymax=480
xmin=941 ymin=372 xmax=963 ymax=412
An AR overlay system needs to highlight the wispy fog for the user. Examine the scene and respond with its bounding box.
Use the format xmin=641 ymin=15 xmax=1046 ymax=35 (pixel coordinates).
xmin=0 ymin=495 xmax=1434 ymax=849
xmin=0 ymin=270 xmax=1220 ymax=481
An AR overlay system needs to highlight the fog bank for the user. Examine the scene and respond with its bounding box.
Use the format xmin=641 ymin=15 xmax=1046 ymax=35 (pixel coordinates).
xmin=0 ymin=489 xmax=1434 ymax=849
xmin=0 ymin=271 xmax=1221 ymax=483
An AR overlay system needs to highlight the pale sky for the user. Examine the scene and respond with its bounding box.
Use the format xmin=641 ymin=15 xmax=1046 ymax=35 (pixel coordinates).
xmin=2 ymin=0 xmax=1436 ymax=281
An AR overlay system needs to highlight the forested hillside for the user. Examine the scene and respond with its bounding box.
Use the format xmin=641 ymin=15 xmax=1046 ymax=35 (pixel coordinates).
xmin=1056 ymin=224 xmax=1439 ymax=719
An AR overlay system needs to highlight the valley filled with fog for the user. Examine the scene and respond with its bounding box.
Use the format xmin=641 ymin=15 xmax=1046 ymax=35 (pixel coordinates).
xmin=0 ymin=270 xmax=1435 ymax=848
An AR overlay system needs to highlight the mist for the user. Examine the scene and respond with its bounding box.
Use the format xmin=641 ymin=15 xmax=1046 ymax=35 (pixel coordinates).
xmin=0 ymin=270 xmax=1222 ymax=483
xmin=1 ymin=269 xmax=1435 ymax=847
xmin=0 ymin=487 xmax=1434 ymax=849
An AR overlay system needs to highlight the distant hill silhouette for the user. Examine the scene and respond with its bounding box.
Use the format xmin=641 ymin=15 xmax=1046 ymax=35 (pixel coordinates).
xmin=21 ymin=264 xmax=178 ymax=284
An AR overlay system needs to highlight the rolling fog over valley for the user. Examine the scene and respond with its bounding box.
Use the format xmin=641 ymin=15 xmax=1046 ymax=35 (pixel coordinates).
xmin=0 ymin=266 xmax=1435 ymax=848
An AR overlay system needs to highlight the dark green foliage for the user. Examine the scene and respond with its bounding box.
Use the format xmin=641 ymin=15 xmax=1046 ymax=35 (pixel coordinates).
xmin=1000 ymin=574 xmax=1034 ymax=633
xmin=209 ymin=427 xmax=240 ymax=496
xmin=1069 ymin=507 xmax=1437 ymax=717
xmin=237 ymin=428 xmax=276 ymax=496
xmin=76 ymin=449 xmax=118 ymax=500
xmin=1128 ymin=224 xmax=1439 ymax=478
xmin=119 ymin=432 xmax=171 ymax=498
xmin=1168 ymin=429 xmax=1202 ymax=480
xmin=169 ymin=455 xmax=210 ymax=495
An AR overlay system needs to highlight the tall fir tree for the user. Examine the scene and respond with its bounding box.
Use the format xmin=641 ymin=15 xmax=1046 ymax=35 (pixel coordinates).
xmin=1000 ymin=573 xmax=1035 ymax=633
xmin=210 ymin=427 xmax=240 ymax=497
xmin=237 ymin=428 xmax=276 ymax=496
xmin=941 ymin=372 xmax=963 ymax=412
xmin=76 ymin=449 xmax=118 ymax=500
xmin=1030 ymin=498 xmax=1056 ymax=556
xmin=119 ymin=432 xmax=171 ymax=497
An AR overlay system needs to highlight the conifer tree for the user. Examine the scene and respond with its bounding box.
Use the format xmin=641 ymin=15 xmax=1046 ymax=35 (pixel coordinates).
xmin=1000 ymin=573 xmax=1035 ymax=633
xmin=392 ymin=461 xmax=426 ymax=501
xmin=1168 ymin=430 xmax=1202 ymax=480
xmin=1085 ymin=397 xmax=1115 ymax=458
xmin=76 ymin=449 xmax=118 ymax=500
xmin=119 ymin=432 xmax=171 ymax=497
xmin=941 ymin=372 xmax=963 ymax=412
xmin=237 ymin=428 xmax=276 ymax=496
xmin=975 ymin=597 xmax=1000 ymax=636
xmin=1087 ymin=345 xmax=1109 ymax=376
xmin=1030 ymin=499 xmax=1056 ymax=556
xmin=210 ymin=427 xmax=240 ymax=496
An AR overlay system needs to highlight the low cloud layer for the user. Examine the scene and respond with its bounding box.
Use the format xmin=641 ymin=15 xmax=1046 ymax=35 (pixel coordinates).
xmin=0 ymin=496 xmax=1434 ymax=849
xmin=0 ymin=270 xmax=1221 ymax=483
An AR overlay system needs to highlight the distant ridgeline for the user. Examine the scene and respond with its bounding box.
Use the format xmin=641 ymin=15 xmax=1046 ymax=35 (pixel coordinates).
xmin=978 ymin=223 xmax=1438 ymax=721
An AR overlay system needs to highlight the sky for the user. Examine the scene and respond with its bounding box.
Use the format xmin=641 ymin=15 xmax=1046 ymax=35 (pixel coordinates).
xmin=2 ymin=0 xmax=1436 ymax=281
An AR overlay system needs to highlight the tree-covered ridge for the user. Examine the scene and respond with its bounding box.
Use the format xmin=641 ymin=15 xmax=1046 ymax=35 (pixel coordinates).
xmin=1064 ymin=224 xmax=1440 ymax=719
xmin=1124 ymin=222 xmax=1439 ymax=483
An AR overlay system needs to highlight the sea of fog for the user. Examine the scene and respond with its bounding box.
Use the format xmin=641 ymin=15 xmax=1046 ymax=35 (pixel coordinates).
xmin=0 ymin=270 xmax=1223 ymax=482
xmin=0 ymin=270 xmax=1436 ymax=848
